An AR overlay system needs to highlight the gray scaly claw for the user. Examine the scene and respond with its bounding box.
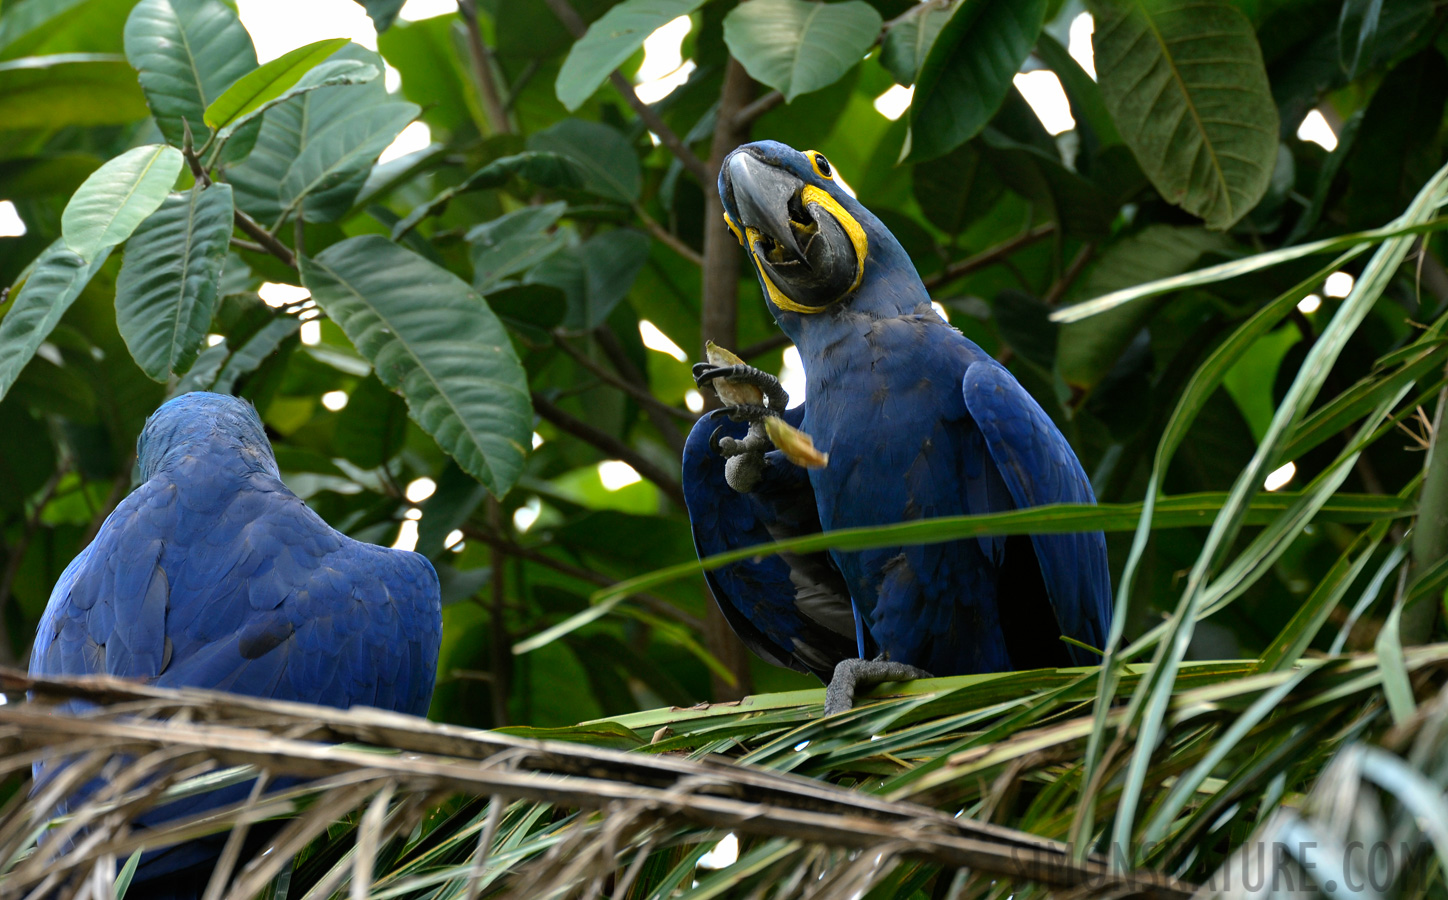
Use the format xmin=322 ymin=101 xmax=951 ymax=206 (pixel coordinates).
xmin=823 ymin=656 xmax=934 ymax=716
xmin=696 ymin=361 xmax=791 ymax=494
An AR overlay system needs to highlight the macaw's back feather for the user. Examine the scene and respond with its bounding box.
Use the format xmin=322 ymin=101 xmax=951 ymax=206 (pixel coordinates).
xmin=30 ymin=392 xmax=443 ymax=897
xmin=689 ymin=141 xmax=1111 ymax=705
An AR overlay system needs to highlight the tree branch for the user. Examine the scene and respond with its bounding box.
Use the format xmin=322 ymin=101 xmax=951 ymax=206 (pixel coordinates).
xmin=1042 ymin=241 xmax=1096 ymax=307
xmin=460 ymin=525 xmax=703 ymax=632
xmin=553 ymin=333 xmax=696 ymax=424
xmin=738 ymin=332 xmax=793 ymax=360
xmin=732 ymin=91 xmax=783 ymax=130
xmin=922 ymin=224 xmax=1056 ymax=292
xmin=530 ymin=392 xmax=685 ymax=507
xmin=634 ymin=204 xmax=703 ymax=266
xmin=234 ymin=209 xmax=296 ymax=269
xmin=588 ymin=327 xmax=691 ymax=457
xmin=457 ymin=0 xmax=512 ymax=136
xmin=543 ymin=0 xmax=711 ymax=185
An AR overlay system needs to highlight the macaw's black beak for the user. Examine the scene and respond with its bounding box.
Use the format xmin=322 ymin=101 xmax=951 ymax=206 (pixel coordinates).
xmin=725 ymin=152 xmax=861 ymax=312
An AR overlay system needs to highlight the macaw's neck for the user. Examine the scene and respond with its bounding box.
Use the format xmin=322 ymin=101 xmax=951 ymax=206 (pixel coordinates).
xmin=771 ymin=231 xmax=934 ymax=357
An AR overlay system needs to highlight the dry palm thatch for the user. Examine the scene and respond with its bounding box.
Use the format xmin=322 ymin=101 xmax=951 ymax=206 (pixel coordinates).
xmin=2 ymin=641 xmax=1447 ymax=899
xmin=0 ymin=667 xmax=1192 ymax=900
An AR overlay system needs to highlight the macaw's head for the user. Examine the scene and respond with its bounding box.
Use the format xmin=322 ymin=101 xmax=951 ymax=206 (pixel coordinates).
xmin=719 ymin=141 xmax=925 ymax=329
xmin=138 ymin=391 xmax=277 ymax=481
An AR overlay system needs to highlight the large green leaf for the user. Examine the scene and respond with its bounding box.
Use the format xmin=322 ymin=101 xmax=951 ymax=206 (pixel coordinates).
xmin=279 ymin=100 xmax=418 ymax=223
xmin=301 ymin=236 xmax=532 ymax=496
xmin=556 ymin=0 xmax=710 ymax=112
xmin=114 ymin=184 xmax=234 ymax=381
xmin=722 ymin=0 xmax=881 ymax=102
xmin=0 ymin=54 xmax=149 ymax=129
xmin=122 ymin=0 xmax=258 ymax=146
xmin=879 ymin=2 xmax=951 ymax=86
xmin=526 ymin=119 xmax=641 ymax=203
xmin=903 ymin=0 xmax=1046 ymax=163
xmin=202 ymin=37 xmax=348 ymax=130
xmin=392 ymin=154 xmax=588 ymax=239
xmin=0 ymin=240 xmax=111 ymax=403
xmin=529 ymin=229 xmax=652 ymax=330
xmin=223 ymin=45 xmax=391 ymax=224
xmin=61 ymin=143 xmax=183 ymax=262
xmin=468 ymin=201 xmax=569 ymax=293
xmin=1090 ymin=0 xmax=1279 ymax=229
xmin=351 ymin=0 xmax=406 ymax=32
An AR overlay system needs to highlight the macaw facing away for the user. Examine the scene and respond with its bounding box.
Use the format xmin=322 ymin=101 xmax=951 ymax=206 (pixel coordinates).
xmin=30 ymin=392 xmax=442 ymax=899
xmin=683 ymin=141 xmax=1112 ymax=714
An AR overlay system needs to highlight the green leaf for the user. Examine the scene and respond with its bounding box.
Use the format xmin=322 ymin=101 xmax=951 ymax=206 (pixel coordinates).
xmin=202 ymin=37 xmax=348 ymax=129
xmin=1338 ymin=0 xmax=1383 ymax=79
xmin=211 ymin=314 xmax=299 ymax=393
xmin=1058 ymin=225 xmax=1233 ymax=390
xmin=301 ymin=236 xmax=532 ymax=496
xmin=114 ymin=183 xmax=234 ymax=381
xmin=467 ymin=201 xmax=569 ymax=293
xmin=526 ymin=119 xmax=641 ymax=203
xmin=351 ymin=0 xmax=406 ymax=32
xmin=279 ymin=100 xmax=418 ymax=223
xmin=903 ymin=0 xmax=1046 ymax=162
xmin=61 ymin=143 xmax=183 ymax=262
xmin=122 ymin=0 xmax=258 ymax=146
xmin=980 ymin=129 xmax=1115 ymax=239
xmin=213 ymin=58 xmax=380 ymax=143
xmin=223 ymin=45 xmax=390 ymax=224
xmin=1089 ymin=0 xmax=1279 ymax=229
xmin=527 ymin=229 xmax=652 ymax=330
xmin=0 ymin=240 xmax=112 ymax=403
xmin=878 ymin=2 xmax=950 ymax=86
xmin=556 ymin=0 xmax=709 ymax=112
xmin=392 ymin=153 xmax=588 ymax=240
xmin=333 ymin=373 xmax=408 ymax=469
xmin=911 ymin=143 xmax=1003 ymax=235
xmin=722 ymin=0 xmax=882 ymax=103
xmin=0 ymin=54 xmax=149 ymax=129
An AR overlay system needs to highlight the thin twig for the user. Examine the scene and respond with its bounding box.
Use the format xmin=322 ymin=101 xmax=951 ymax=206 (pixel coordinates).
xmin=589 ymin=326 xmax=690 ymax=456
xmin=922 ymin=224 xmax=1057 ymax=292
xmin=530 ymin=392 xmax=685 ymax=507
xmin=234 ymin=210 xmax=296 ymax=269
xmin=552 ymin=333 xmax=697 ymax=423
xmin=1042 ymin=241 xmax=1096 ymax=307
xmin=457 ymin=0 xmax=512 ymax=136
xmin=634 ymin=204 xmax=703 ymax=266
xmin=229 ymin=238 xmax=268 ymax=255
xmin=543 ymin=0 xmax=710 ymax=185
xmin=459 ymin=526 xmax=702 ymax=631
xmin=732 ymin=91 xmax=784 ymax=130
xmin=738 ymin=333 xmax=793 ymax=360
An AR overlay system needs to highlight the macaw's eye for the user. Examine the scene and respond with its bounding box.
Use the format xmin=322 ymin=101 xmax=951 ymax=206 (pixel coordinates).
xmin=809 ymin=152 xmax=833 ymax=179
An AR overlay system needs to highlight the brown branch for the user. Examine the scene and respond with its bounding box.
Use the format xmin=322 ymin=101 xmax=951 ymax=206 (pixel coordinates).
xmin=229 ymin=238 xmax=267 ymax=255
xmin=634 ymin=204 xmax=703 ymax=266
xmin=530 ymin=392 xmax=685 ymax=507
xmin=543 ymin=0 xmax=711 ymax=185
xmin=553 ymin=333 xmax=696 ymax=424
xmin=738 ymin=332 xmax=793 ymax=360
xmin=732 ymin=90 xmax=784 ymax=130
xmin=457 ymin=0 xmax=512 ymax=136
xmin=1042 ymin=241 xmax=1096 ymax=307
xmin=487 ymin=500 xmax=511 ymax=726
xmin=234 ymin=209 xmax=296 ymax=269
xmin=460 ymin=525 xmax=703 ymax=632
xmin=582 ymin=328 xmax=690 ymax=457
xmin=922 ymin=224 xmax=1057 ymax=292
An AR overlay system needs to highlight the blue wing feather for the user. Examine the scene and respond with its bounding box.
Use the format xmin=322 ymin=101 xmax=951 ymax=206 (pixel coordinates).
xmin=962 ymin=360 xmax=1112 ymax=661
xmin=682 ymin=407 xmax=860 ymax=681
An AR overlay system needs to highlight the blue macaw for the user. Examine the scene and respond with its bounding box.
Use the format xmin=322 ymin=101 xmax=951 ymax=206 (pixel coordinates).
xmin=30 ymin=392 xmax=442 ymax=898
xmin=684 ymin=141 xmax=1112 ymax=713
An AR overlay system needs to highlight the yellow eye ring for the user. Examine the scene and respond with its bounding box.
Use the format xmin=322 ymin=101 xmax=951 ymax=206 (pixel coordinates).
xmin=805 ymin=150 xmax=834 ymax=180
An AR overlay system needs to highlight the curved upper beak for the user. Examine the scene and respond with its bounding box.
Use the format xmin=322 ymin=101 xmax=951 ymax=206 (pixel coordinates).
xmin=727 ymin=152 xmax=806 ymax=263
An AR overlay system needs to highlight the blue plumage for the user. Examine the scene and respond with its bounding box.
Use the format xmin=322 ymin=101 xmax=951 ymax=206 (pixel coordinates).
xmin=31 ymin=392 xmax=442 ymax=895
xmin=687 ymin=141 xmax=1111 ymax=696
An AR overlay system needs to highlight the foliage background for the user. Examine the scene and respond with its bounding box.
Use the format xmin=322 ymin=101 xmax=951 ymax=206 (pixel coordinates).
xmin=5 ymin=0 xmax=1448 ymax=894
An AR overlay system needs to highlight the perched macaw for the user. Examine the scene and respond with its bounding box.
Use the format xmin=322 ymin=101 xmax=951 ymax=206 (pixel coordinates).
xmin=684 ymin=141 xmax=1112 ymax=714
xmin=31 ymin=391 xmax=442 ymax=898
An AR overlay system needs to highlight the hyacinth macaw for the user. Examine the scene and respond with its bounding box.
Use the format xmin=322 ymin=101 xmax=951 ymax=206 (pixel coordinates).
xmin=31 ymin=391 xmax=442 ymax=898
xmin=683 ymin=141 xmax=1112 ymax=714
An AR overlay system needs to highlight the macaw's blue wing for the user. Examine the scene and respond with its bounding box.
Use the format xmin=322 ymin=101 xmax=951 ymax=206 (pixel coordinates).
xmin=682 ymin=407 xmax=862 ymax=682
xmin=31 ymin=435 xmax=442 ymax=896
xmin=962 ymin=361 xmax=1113 ymax=665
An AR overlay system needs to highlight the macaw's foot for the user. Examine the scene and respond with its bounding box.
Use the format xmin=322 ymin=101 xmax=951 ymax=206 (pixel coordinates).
xmin=693 ymin=362 xmax=790 ymax=415
xmin=823 ymin=657 xmax=934 ymax=716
